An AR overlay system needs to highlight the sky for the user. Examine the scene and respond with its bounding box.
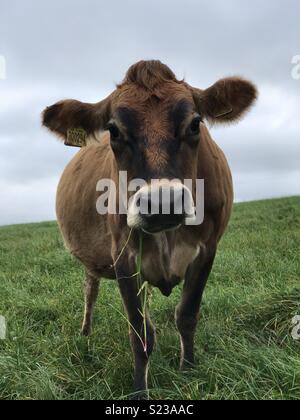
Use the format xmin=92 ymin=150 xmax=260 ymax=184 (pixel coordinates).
xmin=0 ymin=0 xmax=299 ymax=225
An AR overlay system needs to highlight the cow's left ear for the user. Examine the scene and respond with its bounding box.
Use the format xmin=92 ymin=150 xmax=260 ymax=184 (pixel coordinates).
xmin=42 ymin=96 xmax=111 ymax=146
xmin=192 ymin=77 xmax=257 ymax=124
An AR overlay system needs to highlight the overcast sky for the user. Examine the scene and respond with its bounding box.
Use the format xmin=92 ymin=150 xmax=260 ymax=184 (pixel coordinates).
xmin=0 ymin=0 xmax=299 ymax=225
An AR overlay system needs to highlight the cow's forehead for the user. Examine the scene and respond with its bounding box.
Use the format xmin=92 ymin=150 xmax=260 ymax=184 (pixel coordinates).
xmin=112 ymin=82 xmax=195 ymax=114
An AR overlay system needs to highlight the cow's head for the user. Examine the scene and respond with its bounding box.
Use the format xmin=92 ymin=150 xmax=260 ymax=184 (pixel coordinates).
xmin=42 ymin=60 xmax=257 ymax=234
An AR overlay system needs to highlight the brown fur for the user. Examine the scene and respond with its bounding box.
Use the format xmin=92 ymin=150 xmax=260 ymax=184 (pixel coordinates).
xmin=42 ymin=60 xmax=257 ymax=398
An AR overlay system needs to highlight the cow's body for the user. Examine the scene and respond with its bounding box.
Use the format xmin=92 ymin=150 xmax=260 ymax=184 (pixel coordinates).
xmin=43 ymin=60 xmax=256 ymax=398
xmin=57 ymin=125 xmax=233 ymax=291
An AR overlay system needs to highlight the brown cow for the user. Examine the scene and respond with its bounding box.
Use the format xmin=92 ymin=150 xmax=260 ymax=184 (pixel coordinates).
xmin=42 ymin=60 xmax=257 ymax=399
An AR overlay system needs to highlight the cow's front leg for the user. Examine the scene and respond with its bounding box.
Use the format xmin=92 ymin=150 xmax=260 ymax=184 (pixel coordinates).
xmin=117 ymin=275 xmax=155 ymax=399
xmin=175 ymin=246 xmax=216 ymax=369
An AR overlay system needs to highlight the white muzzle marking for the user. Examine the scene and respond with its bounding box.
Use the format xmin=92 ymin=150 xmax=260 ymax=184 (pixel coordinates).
xmin=127 ymin=180 xmax=196 ymax=231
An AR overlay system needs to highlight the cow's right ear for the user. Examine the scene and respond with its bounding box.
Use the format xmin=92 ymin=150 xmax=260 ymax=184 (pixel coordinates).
xmin=42 ymin=97 xmax=111 ymax=147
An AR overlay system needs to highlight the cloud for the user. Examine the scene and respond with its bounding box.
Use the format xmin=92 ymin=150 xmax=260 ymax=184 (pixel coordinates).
xmin=234 ymin=171 xmax=300 ymax=202
xmin=0 ymin=0 xmax=299 ymax=224
xmin=0 ymin=177 xmax=58 ymax=225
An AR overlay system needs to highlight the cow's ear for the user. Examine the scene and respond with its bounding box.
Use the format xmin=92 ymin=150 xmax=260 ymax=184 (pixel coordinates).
xmin=192 ymin=77 xmax=257 ymax=124
xmin=42 ymin=97 xmax=111 ymax=147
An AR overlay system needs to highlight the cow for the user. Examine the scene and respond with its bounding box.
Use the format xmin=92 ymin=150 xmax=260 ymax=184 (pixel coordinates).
xmin=42 ymin=60 xmax=257 ymax=399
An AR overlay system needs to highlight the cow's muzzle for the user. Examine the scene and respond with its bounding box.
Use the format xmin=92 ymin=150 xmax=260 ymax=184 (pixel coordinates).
xmin=127 ymin=181 xmax=196 ymax=234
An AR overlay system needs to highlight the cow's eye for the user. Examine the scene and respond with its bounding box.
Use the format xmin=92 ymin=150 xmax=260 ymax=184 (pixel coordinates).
xmin=107 ymin=122 xmax=120 ymax=139
xmin=189 ymin=116 xmax=201 ymax=135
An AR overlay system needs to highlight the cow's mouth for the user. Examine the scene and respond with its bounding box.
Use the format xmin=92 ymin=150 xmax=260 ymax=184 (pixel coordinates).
xmin=141 ymin=221 xmax=182 ymax=235
xmin=139 ymin=213 xmax=184 ymax=234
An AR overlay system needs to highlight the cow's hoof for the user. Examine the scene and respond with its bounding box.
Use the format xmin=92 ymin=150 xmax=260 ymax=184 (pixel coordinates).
xmin=129 ymin=391 xmax=149 ymax=400
xmin=180 ymin=359 xmax=195 ymax=371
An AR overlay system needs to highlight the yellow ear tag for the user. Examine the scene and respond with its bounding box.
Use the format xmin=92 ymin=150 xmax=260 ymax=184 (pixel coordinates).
xmin=65 ymin=128 xmax=87 ymax=148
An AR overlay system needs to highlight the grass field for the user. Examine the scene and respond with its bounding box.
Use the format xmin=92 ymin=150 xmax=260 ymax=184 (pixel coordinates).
xmin=0 ymin=196 xmax=299 ymax=400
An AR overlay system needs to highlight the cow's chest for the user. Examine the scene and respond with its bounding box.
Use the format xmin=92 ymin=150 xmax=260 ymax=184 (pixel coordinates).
xmin=140 ymin=233 xmax=200 ymax=296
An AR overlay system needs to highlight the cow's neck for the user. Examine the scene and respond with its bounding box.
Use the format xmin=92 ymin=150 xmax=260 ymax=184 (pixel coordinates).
xmin=139 ymin=230 xmax=201 ymax=296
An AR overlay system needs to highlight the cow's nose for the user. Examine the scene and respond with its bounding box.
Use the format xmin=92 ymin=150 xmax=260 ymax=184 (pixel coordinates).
xmin=139 ymin=186 xmax=185 ymax=233
xmin=139 ymin=186 xmax=184 ymax=215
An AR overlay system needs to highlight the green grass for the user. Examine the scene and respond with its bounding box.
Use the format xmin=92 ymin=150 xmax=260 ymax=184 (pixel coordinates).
xmin=0 ymin=197 xmax=299 ymax=400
